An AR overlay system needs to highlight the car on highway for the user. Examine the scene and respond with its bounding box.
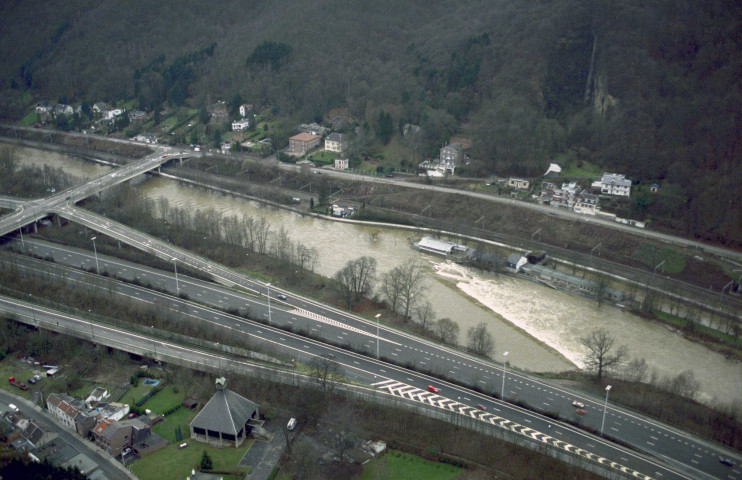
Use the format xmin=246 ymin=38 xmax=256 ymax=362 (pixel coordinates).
xmin=476 ymin=403 xmax=487 ymax=411
xmin=427 ymin=385 xmax=440 ymax=393
xmin=575 ymin=409 xmax=586 ymax=415
xmin=572 ymin=401 xmax=585 ymax=408
xmin=276 ymin=294 xmax=287 ymax=300
xmin=719 ymin=457 xmax=734 ymax=466
xmin=313 ymin=170 xmax=322 ymax=174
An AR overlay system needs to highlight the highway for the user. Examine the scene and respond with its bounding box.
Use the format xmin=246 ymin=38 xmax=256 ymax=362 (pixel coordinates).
xmin=4 ymin=240 xmax=739 ymax=480
xmin=0 ymin=277 xmax=702 ymax=480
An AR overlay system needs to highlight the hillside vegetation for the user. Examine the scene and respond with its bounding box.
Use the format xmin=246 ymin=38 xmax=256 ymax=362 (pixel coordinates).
xmin=0 ymin=0 xmax=739 ymax=245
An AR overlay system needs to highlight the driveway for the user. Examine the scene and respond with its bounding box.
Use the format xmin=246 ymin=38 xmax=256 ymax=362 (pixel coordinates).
xmin=240 ymin=427 xmax=287 ymax=480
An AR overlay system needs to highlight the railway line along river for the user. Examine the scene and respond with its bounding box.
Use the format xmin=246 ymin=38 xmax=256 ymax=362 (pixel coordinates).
xmin=14 ymin=148 xmax=742 ymax=406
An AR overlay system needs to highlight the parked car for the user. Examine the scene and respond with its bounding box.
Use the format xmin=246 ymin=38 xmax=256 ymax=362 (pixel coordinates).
xmin=287 ymin=418 xmax=297 ymax=431
xmin=476 ymin=404 xmax=487 ymax=411
xmin=427 ymin=385 xmax=440 ymax=393
xmin=27 ymin=378 xmax=36 ymax=385
xmin=572 ymin=401 xmax=585 ymax=408
xmin=122 ymin=447 xmax=131 ymax=455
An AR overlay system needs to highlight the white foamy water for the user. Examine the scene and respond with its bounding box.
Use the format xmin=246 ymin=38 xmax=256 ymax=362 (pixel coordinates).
xmin=432 ymin=260 xmax=742 ymax=405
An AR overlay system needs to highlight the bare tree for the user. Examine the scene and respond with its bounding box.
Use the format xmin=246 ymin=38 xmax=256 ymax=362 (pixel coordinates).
xmin=380 ymin=260 xmax=427 ymax=321
xmin=307 ymin=354 xmax=344 ymax=393
xmin=668 ymin=369 xmax=700 ymax=400
xmin=466 ymin=321 xmax=494 ymax=358
xmin=414 ymin=300 xmax=435 ymax=330
xmin=333 ymin=256 xmax=377 ymax=309
xmin=623 ymin=357 xmax=648 ymax=383
xmin=434 ymin=317 xmax=460 ymax=345
xmin=580 ymin=328 xmax=628 ymax=381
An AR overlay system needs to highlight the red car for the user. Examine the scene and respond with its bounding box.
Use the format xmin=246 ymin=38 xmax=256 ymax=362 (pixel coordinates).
xmin=427 ymin=385 xmax=440 ymax=393
xmin=575 ymin=409 xmax=586 ymax=415
xmin=476 ymin=404 xmax=487 ymax=411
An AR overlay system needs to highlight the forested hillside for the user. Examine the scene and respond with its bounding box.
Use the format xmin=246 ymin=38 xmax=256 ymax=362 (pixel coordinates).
xmin=0 ymin=0 xmax=739 ymax=245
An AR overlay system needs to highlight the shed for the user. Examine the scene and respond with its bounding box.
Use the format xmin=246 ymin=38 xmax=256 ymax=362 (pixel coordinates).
xmin=184 ymin=399 xmax=199 ymax=410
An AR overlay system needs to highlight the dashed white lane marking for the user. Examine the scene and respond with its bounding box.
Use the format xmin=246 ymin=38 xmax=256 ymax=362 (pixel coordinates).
xmin=289 ymin=308 xmax=401 ymax=345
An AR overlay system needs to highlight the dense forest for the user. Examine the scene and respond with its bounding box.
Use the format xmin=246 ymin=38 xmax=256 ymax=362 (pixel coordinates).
xmin=0 ymin=0 xmax=739 ymax=245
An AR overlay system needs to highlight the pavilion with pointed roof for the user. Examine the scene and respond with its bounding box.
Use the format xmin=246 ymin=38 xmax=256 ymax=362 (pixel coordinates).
xmin=188 ymin=378 xmax=260 ymax=448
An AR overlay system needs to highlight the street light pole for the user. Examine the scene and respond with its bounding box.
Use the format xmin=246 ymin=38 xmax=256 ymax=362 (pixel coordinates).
xmin=501 ymin=351 xmax=509 ymax=399
xmin=266 ymin=283 xmax=272 ymax=326
xmin=601 ymin=385 xmax=612 ymax=436
xmin=91 ymin=236 xmax=100 ymax=274
xmin=375 ymin=313 xmax=381 ymax=359
xmin=172 ymin=258 xmax=180 ymax=297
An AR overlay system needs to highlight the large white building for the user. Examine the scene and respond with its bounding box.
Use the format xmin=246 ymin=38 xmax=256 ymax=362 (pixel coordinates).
xmin=599 ymin=173 xmax=632 ymax=196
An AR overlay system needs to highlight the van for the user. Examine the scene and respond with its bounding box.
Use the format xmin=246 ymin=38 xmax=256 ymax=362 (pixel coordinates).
xmin=287 ymin=418 xmax=297 ymax=431
xmin=8 ymin=404 xmax=18 ymax=412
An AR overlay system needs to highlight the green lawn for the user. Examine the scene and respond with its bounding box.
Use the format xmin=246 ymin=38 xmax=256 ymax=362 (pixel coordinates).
xmin=0 ymin=357 xmax=39 ymax=399
xmin=360 ymin=450 xmax=461 ymax=480
xmin=142 ymin=385 xmax=184 ymax=414
xmin=123 ymin=381 xmax=158 ymax=406
xmin=632 ymin=243 xmax=687 ymax=274
xmin=560 ymin=159 xmax=602 ymax=178
xmin=307 ymin=150 xmax=336 ymax=164
xmin=152 ymin=406 xmax=194 ymax=443
xmin=19 ymin=110 xmax=38 ymax=126
xmin=129 ymin=441 xmax=250 ymax=480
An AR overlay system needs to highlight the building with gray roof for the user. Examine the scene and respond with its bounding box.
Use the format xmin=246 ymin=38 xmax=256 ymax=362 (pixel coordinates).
xmin=189 ymin=378 xmax=260 ymax=448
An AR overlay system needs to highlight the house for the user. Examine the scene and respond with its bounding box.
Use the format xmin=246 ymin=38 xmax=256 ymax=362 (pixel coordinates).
xmin=599 ymin=173 xmax=632 ymax=196
xmin=505 ymin=254 xmax=528 ymax=272
xmin=189 ymin=378 xmax=260 ymax=448
xmin=573 ymin=190 xmax=600 ymax=215
xmin=550 ymin=182 xmax=581 ymax=209
xmin=324 ymin=133 xmax=348 ymax=153
xmin=439 ymin=143 xmax=463 ymax=173
xmin=20 ymin=420 xmax=55 ymax=449
xmin=93 ymin=402 xmax=130 ymax=422
xmin=35 ymin=101 xmax=52 ymax=114
xmin=334 ymin=158 xmax=349 ymax=170
xmin=134 ymin=134 xmax=158 ymax=144
xmin=232 ymin=118 xmax=250 ymax=131
xmin=128 ymin=110 xmax=147 ymax=122
xmin=61 ymin=453 xmax=98 ymax=477
xmin=85 ymin=387 xmax=109 ymax=409
xmin=209 ymin=101 xmax=228 ymax=120
xmin=54 ymin=104 xmax=74 ymax=116
xmin=298 ymin=123 xmax=327 ymax=135
xmin=92 ymin=418 xmax=132 ymax=456
xmin=507 ymin=177 xmax=531 ymax=190
xmin=220 ymin=141 xmax=233 ymax=154
xmin=132 ymin=431 xmax=167 ymax=457
xmin=106 ymin=109 xmax=124 ymax=120
xmin=47 ymin=393 xmax=99 ymax=436
xmin=238 ymin=104 xmax=253 ymax=117
xmin=92 ymin=102 xmax=110 ymax=114
xmin=288 ymin=132 xmax=321 ymax=155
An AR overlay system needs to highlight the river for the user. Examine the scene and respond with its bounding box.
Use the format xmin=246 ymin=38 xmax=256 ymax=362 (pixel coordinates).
xmin=13 ymin=148 xmax=742 ymax=406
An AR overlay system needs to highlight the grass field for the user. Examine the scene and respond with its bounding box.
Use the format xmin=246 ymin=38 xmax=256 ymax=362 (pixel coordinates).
xmin=632 ymin=243 xmax=687 ymax=274
xmin=152 ymin=406 xmax=194 ymax=443
xmin=142 ymin=385 xmax=184 ymax=414
xmin=360 ymin=450 xmax=461 ymax=480
xmin=560 ymin=159 xmax=602 ymax=178
xmin=129 ymin=441 xmax=250 ymax=480
xmin=307 ymin=150 xmax=336 ymax=164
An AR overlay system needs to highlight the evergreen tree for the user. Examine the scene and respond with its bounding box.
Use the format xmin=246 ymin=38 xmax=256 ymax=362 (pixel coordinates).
xmin=200 ymin=450 xmax=213 ymax=470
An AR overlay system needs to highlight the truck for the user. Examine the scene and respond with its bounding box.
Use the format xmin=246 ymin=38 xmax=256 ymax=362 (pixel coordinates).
xmin=8 ymin=376 xmax=28 ymax=391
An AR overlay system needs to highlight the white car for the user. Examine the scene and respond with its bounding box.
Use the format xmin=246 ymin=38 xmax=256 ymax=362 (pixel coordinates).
xmin=572 ymin=401 xmax=585 ymax=409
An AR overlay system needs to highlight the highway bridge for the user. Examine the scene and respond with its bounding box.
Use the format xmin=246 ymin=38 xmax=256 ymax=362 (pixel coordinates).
xmin=0 ymin=149 xmax=193 ymax=238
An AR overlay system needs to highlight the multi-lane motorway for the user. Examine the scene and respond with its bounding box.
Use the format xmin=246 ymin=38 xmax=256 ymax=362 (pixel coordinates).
xmin=3 ymin=240 xmax=739 ymax=480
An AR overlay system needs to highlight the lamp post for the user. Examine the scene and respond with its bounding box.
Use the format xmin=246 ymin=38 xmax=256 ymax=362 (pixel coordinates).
xmin=172 ymin=258 xmax=180 ymax=297
xmin=28 ymin=294 xmax=36 ymax=327
xmin=653 ymin=260 xmax=665 ymax=278
xmin=601 ymin=385 xmax=612 ymax=436
xmin=375 ymin=313 xmax=381 ymax=360
xmin=501 ymin=351 xmax=509 ymax=399
xmin=91 ymin=237 xmax=100 ymax=274
xmin=266 ymin=283 xmax=272 ymax=326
